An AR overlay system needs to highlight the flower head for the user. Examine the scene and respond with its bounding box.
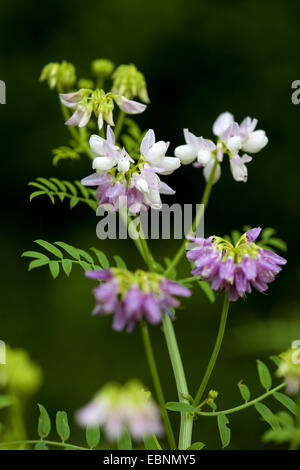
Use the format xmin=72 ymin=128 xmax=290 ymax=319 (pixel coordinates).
xmin=186 ymin=227 xmax=286 ymax=301
xmin=85 ymin=268 xmax=191 ymax=331
xmin=76 ymin=380 xmax=163 ymax=441
xmin=39 ymin=61 xmax=76 ymax=90
xmin=175 ymin=111 xmax=268 ymax=184
xmin=60 ymin=88 xmax=146 ymax=130
xmin=81 ymin=127 xmax=180 ymax=213
xmin=277 ymin=347 xmax=300 ymax=394
xmin=112 ymin=64 xmax=150 ymax=104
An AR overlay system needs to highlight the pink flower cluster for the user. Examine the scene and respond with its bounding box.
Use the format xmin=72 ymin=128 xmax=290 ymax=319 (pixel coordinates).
xmin=187 ymin=227 xmax=287 ymax=301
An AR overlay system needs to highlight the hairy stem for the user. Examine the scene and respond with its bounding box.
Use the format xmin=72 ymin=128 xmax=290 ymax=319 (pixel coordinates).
xmin=193 ymin=295 xmax=230 ymax=407
xmin=141 ymin=321 xmax=176 ymax=450
xmin=164 ymin=158 xmax=218 ymax=277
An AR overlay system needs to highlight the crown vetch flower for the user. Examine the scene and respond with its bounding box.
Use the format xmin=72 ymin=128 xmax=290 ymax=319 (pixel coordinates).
xmin=186 ymin=227 xmax=286 ymax=301
xmin=85 ymin=268 xmax=191 ymax=331
xmin=174 ymin=111 xmax=268 ymax=183
xmin=76 ymin=380 xmax=163 ymax=440
xmin=81 ymin=127 xmax=180 ymax=213
xmin=60 ymin=88 xmax=146 ymax=130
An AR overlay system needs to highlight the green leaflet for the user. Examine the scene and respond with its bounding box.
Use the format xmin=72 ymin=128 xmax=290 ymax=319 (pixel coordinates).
xmin=217 ymin=414 xmax=231 ymax=448
xmin=86 ymin=426 xmax=101 ymax=449
xmin=35 ymin=240 xmax=63 ymax=258
xmin=90 ymin=248 xmax=110 ymax=269
xmin=273 ymin=392 xmax=297 ymax=415
xmin=55 ymin=242 xmax=80 ymax=260
xmin=117 ymin=428 xmax=132 ymax=450
xmin=187 ymin=442 xmax=205 ymax=450
xmin=113 ymin=255 xmax=127 ymax=269
xmin=29 ymin=259 xmax=49 ymax=271
xmin=238 ymin=381 xmax=251 ymax=402
xmin=37 ymin=404 xmax=51 ymax=439
xmin=49 ymin=260 xmax=60 ymax=279
xmin=257 ymin=360 xmax=272 ymax=390
xmin=165 ymin=402 xmax=198 ymax=413
xmin=34 ymin=442 xmax=49 ymax=450
xmin=56 ymin=411 xmax=70 ymax=442
xmin=61 ymin=259 xmax=72 ymax=276
xmin=254 ymin=403 xmax=280 ymax=431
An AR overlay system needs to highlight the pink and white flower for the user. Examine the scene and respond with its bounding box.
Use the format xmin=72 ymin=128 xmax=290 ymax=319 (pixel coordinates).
xmin=174 ymin=111 xmax=268 ymax=184
xmin=76 ymin=380 xmax=164 ymax=441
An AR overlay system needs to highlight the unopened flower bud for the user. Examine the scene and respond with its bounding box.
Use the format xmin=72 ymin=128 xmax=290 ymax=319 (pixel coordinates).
xmin=91 ymin=59 xmax=115 ymax=79
xmin=112 ymin=64 xmax=150 ymax=103
xmin=208 ymin=390 xmax=218 ymax=399
xmin=77 ymin=78 xmax=94 ymax=89
xmin=39 ymin=61 xmax=76 ymax=90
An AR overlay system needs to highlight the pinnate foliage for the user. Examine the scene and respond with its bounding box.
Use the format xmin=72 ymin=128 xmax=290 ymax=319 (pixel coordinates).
xmin=28 ymin=177 xmax=98 ymax=211
xmin=165 ymin=357 xmax=298 ymax=449
xmin=22 ymin=239 xmax=127 ymax=278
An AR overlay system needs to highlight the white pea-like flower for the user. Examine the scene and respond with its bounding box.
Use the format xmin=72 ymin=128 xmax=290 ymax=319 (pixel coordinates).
xmin=141 ymin=129 xmax=181 ymax=175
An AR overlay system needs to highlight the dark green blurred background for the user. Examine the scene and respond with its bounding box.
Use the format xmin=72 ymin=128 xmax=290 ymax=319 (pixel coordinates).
xmin=1 ymin=0 xmax=300 ymax=449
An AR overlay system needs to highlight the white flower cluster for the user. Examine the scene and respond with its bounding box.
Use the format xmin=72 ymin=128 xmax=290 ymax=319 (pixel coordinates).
xmin=175 ymin=111 xmax=268 ymax=183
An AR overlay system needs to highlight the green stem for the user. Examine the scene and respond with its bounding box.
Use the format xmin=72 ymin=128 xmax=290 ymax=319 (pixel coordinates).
xmin=141 ymin=321 xmax=176 ymax=450
xmin=0 ymin=440 xmax=88 ymax=450
xmin=133 ymin=223 xmax=191 ymax=449
xmin=197 ymin=383 xmax=285 ymax=416
xmin=120 ymin=212 xmax=176 ymax=448
xmin=114 ymin=111 xmax=126 ymax=141
xmin=164 ymin=158 xmax=218 ymax=277
xmin=118 ymin=208 xmax=146 ymax=266
xmin=177 ymin=276 xmax=201 ymax=284
xmin=79 ymin=127 xmax=95 ymax=160
xmin=163 ymin=314 xmax=192 ymax=450
xmin=193 ymin=294 xmax=230 ymax=407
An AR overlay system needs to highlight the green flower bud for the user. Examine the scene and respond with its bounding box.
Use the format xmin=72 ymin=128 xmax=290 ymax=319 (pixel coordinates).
xmin=77 ymin=78 xmax=94 ymax=89
xmin=59 ymin=61 xmax=76 ymax=89
xmin=39 ymin=61 xmax=76 ymax=90
xmin=208 ymin=389 xmax=218 ymax=399
xmin=91 ymin=59 xmax=115 ymax=79
xmin=0 ymin=346 xmax=42 ymax=396
xmin=112 ymin=64 xmax=150 ymax=103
